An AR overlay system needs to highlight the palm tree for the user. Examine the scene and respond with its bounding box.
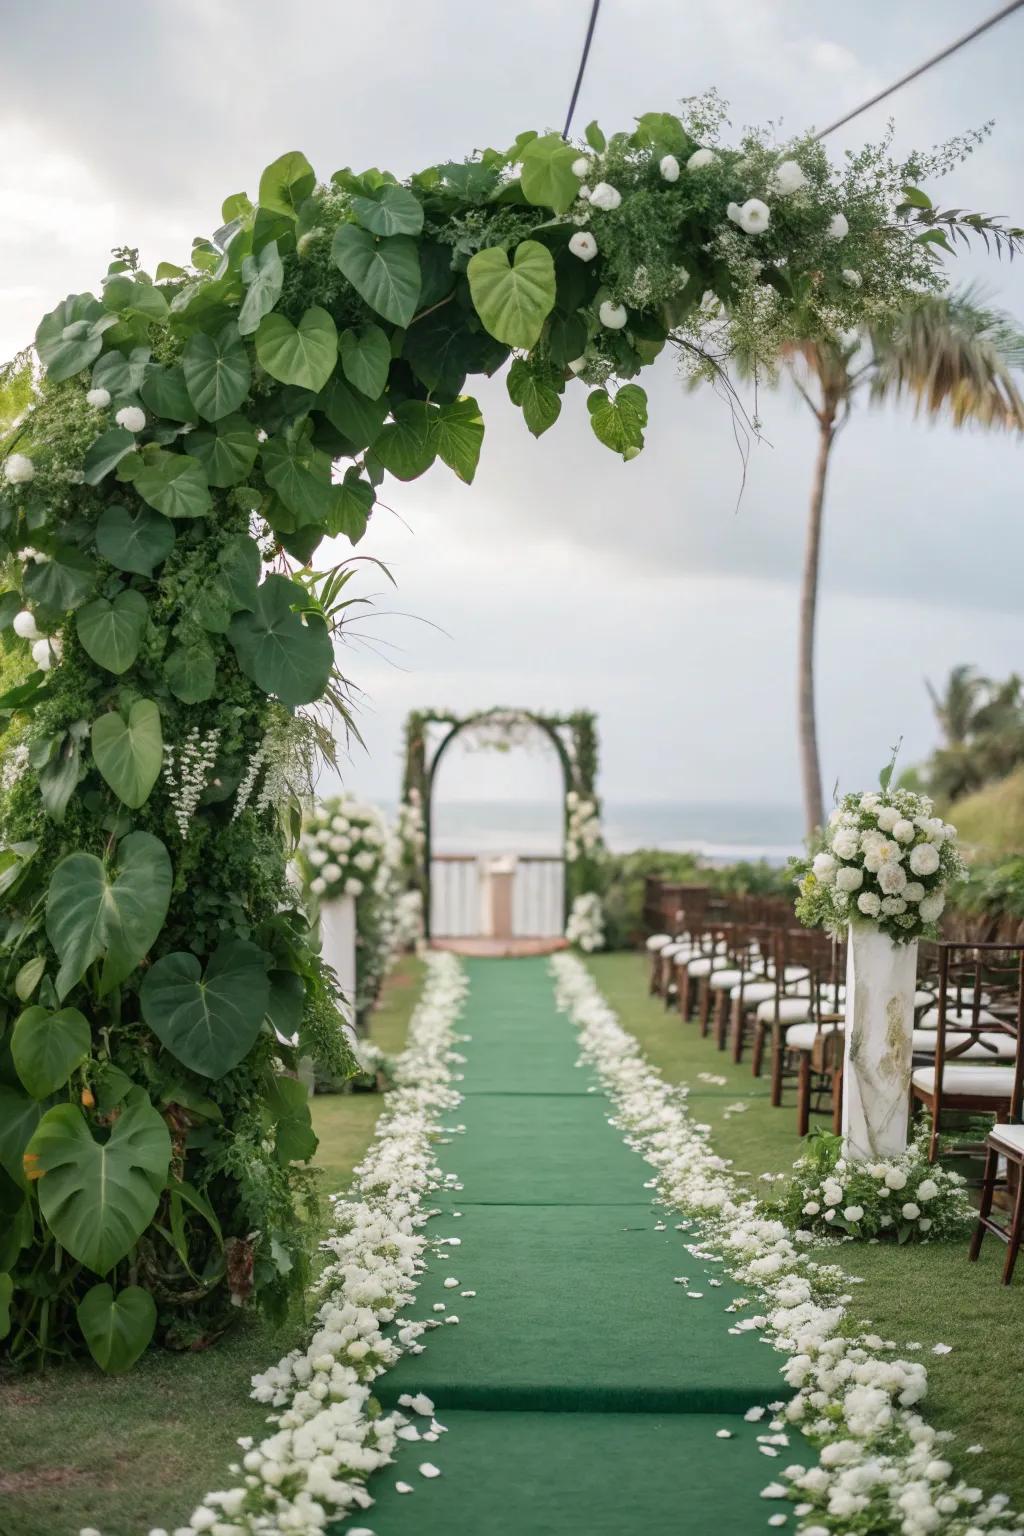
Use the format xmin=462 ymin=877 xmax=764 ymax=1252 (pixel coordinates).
xmin=925 ymin=666 xmax=1024 ymax=804
xmin=926 ymin=664 xmax=988 ymax=749
xmin=778 ymin=289 xmax=1024 ymax=839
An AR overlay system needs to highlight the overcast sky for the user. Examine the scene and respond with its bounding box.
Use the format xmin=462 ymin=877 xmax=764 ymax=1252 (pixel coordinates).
xmin=3 ymin=0 xmax=1023 ymax=810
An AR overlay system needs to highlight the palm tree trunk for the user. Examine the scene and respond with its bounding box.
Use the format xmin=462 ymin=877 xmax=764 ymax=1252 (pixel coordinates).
xmin=798 ymin=411 xmax=836 ymax=840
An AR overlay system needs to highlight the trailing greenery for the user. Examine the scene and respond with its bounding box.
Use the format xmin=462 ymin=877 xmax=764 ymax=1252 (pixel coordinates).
xmin=0 ymin=97 xmax=996 ymax=1371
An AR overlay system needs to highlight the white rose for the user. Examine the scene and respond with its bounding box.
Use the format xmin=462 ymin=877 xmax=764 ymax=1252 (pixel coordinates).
xmin=737 ymin=198 xmax=770 ymax=235
xmin=812 ymin=851 xmax=837 ymax=885
xmin=3 ymin=453 xmax=35 ymax=485
xmin=843 ymin=1205 xmax=864 ymax=1222
xmin=827 ymin=212 xmax=849 ymax=240
xmin=822 ymin=1181 xmax=843 ymax=1206
xmin=918 ymin=893 xmax=945 ymax=923
xmin=598 ymin=300 xmax=628 ymax=329
xmin=860 ymin=792 xmax=881 ymax=809
xmin=877 ymin=861 xmax=907 ymax=896
xmin=772 ymin=159 xmax=807 ymax=194
xmin=589 ymin=182 xmax=622 ymax=211
xmin=832 ymin=829 xmax=859 ymax=860
xmin=659 ymin=154 xmax=680 ymax=182
xmin=115 ymin=405 xmax=147 ymax=433
xmin=857 ymin=891 xmax=881 ymax=918
xmin=687 ymin=148 xmax=717 ymax=170
xmin=880 ymin=896 xmax=907 ymax=916
xmin=310 ymin=876 xmax=327 ymax=895
xmin=322 ymin=862 xmax=342 ymax=882
xmin=909 ymin=843 xmax=940 ymax=877
xmin=345 ymin=877 xmax=364 ymax=896
xmin=884 ymin=1168 xmax=907 ymax=1191
xmin=842 ymin=268 xmax=862 ymax=288
xmin=836 ymin=865 xmax=863 ymax=892
xmin=876 ymin=806 xmax=899 ymax=832
xmin=31 ymin=638 xmax=55 ymax=670
xmin=902 ymin=1202 xmax=921 ymax=1221
xmin=86 ymin=387 xmax=112 ymax=408
xmin=892 ymin=818 xmax=915 ymax=843
xmin=726 ymin=201 xmax=742 ymax=224
xmin=803 ymin=1201 xmax=820 ymax=1216
xmin=569 ymin=231 xmax=598 ymax=262
xmin=904 ymin=882 xmax=925 ymax=903
xmin=917 ymin=1179 xmax=939 ymax=1202
xmin=12 ymin=609 xmax=41 ymax=641
xmin=571 ymin=156 xmax=591 ymax=177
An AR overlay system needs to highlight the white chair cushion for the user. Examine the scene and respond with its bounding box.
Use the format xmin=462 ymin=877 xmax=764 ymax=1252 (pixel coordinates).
xmin=709 ymin=968 xmax=755 ymax=990
xmin=911 ymin=1064 xmax=1017 ymax=1097
xmin=731 ymin=980 xmax=777 ymax=1005
xmin=756 ymin=997 xmax=812 ymax=1024
xmin=783 ymin=966 xmax=810 ymax=982
xmin=786 ymin=1022 xmax=842 ymax=1051
xmin=918 ymin=1006 xmax=998 ymax=1030
xmin=646 ymin=933 xmax=673 ymax=951
xmin=686 ymin=956 xmax=729 ymax=978
xmin=913 ymin=990 xmax=934 ymax=1009
xmin=912 ymin=1030 xmax=1016 ymax=1060
xmin=990 ymin=1123 xmax=1024 ymax=1154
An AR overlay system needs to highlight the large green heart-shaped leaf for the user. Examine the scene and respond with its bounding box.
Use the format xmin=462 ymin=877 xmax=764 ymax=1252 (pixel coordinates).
xmin=23 ymin=546 xmax=96 ymax=615
xmin=91 ymin=699 xmax=163 ymax=808
xmin=373 ymin=401 xmax=438 ymax=482
xmin=255 ymin=307 xmax=337 ymax=391
xmin=507 ymin=358 xmax=562 ymax=436
xmin=76 ymin=590 xmax=148 ymax=674
xmin=351 ymin=184 xmax=424 ymax=237
xmin=131 ymin=450 xmax=212 ymax=519
xmin=182 ymin=323 xmax=251 ymax=422
xmin=261 ymin=433 xmax=336 ymax=523
xmin=95 ymin=504 xmax=175 ymax=576
xmin=467 ymin=240 xmax=556 ymax=348
xmin=258 ymin=151 xmax=315 ymax=219
xmin=140 ymin=940 xmax=271 ymax=1079
xmin=46 ymin=831 xmax=172 ymax=999
xmin=339 ymin=324 xmax=391 ymax=399
xmin=35 ymin=294 xmax=116 ymax=382
xmin=587 ymin=383 xmax=648 ymax=459
xmin=0 ymin=1086 xmax=46 ymax=1192
xmin=228 ymin=574 xmax=332 ymax=708
xmin=238 ymin=240 xmax=284 ymax=336
xmin=331 ymin=226 xmax=421 ymax=327
xmin=326 ymin=471 xmax=374 ymax=543
xmin=402 ymin=305 xmax=507 ymax=396
xmin=139 ymin=364 xmax=195 ymax=423
xmin=11 ymin=1005 xmax=91 ymax=1098
xmin=91 ymin=345 xmax=150 ymax=403
xmin=83 ymin=428 xmax=137 ymax=486
xmin=164 ymin=641 xmax=216 ymax=703
xmin=432 ymin=396 xmax=484 ymax=484
xmin=77 ymin=1282 xmax=157 ymax=1373
xmin=520 ymin=134 xmax=583 ymax=213
xmin=187 ymin=413 xmax=260 ymax=488
xmin=318 ymin=377 xmax=388 ymax=453
xmin=265 ymin=1074 xmax=317 ymax=1164
xmin=25 ymin=1091 xmax=171 ymax=1273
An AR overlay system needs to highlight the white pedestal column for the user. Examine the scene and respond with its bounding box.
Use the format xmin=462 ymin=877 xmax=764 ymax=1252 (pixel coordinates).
xmin=319 ymin=893 xmax=359 ymax=1050
xmin=841 ymin=927 xmax=918 ymax=1161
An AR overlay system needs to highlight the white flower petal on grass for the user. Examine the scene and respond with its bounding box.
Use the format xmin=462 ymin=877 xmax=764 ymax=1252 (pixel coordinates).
xmin=419 ymin=1463 xmax=442 ymax=1478
xmin=442 ymin=1277 xmax=460 ymax=1289
xmin=716 ymin=1429 xmax=733 ymax=1439
xmin=932 ymin=1342 xmax=953 ymax=1355
xmin=395 ymin=1482 xmax=414 ymax=1494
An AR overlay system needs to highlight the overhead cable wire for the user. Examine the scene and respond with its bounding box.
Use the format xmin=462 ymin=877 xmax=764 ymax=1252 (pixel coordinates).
xmin=562 ymin=0 xmax=603 ymax=140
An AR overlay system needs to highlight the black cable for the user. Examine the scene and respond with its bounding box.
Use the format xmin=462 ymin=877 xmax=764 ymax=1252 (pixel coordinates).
xmin=814 ymin=0 xmax=1024 ymax=139
xmin=562 ymin=0 xmax=603 ymax=140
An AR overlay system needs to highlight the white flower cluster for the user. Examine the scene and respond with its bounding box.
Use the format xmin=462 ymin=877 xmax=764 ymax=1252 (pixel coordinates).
xmin=550 ymin=954 xmax=1019 ymax=1536
xmin=0 ymin=740 xmax=30 ymax=794
xmin=299 ymin=796 xmax=398 ymax=903
xmin=393 ymin=888 xmax=424 ymax=950
xmin=233 ymin=711 xmax=307 ymax=822
xmin=565 ymin=789 xmax=602 ymax=863
xmin=397 ymin=787 xmax=426 ymax=860
xmin=128 ymin=950 xmax=468 ymax=1536
xmin=803 ymin=788 xmax=966 ymax=943
xmin=781 ymin=1135 xmax=972 ymax=1244
xmin=162 ymin=727 xmax=221 ymax=840
xmin=565 ymin=891 xmax=605 ymax=953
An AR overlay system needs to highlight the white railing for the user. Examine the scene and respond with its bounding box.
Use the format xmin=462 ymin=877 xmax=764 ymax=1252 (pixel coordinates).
xmin=430 ymin=854 xmax=564 ymax=938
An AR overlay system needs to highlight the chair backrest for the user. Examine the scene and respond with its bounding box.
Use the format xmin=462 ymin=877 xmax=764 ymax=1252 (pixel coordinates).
xmin=932 ymin=940 xmax=1024 ymax=1118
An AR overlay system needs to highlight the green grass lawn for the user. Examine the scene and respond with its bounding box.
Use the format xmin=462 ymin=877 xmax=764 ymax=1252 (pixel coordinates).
xmin=586 ymin=951 xmax=1024 ymax=1511
xmin=0 ymin=956 xmax=424 ymax=1536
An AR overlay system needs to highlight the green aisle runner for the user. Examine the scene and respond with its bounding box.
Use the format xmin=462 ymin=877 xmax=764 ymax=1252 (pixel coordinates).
xmin=338 ymin=958 xmax=793 ymax=1535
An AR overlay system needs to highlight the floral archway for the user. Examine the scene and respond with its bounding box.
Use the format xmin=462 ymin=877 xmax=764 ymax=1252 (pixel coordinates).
xmin=399 ymin=706 xmax=602 ymax=936
xmin=0 ymin=91 xmax=1010 ymax=1370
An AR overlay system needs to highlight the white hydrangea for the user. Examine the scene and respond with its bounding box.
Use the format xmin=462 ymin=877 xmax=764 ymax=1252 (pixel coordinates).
xmin=737 ymin=198 xmax=770 ymax=235
xmin=115 ymin=405 xmax=147 ymax=433
xmin=827 ymin=211 xmax=849 ymax=240
xmin=687 ymin=148 xmax=717 ymax=169
xmin=3 ymin=453 xmax=35 ymax=485
xmin=588 ymin=182 xmax=621 ymax=211
xmin=598 ymin=300 xmax=628 ymax=329
xmin=772 ymin=159 xmax=808 ymax=194
xmin=86 ymin=386 xmax=111 ymax=408
xmin=812 ymin=852 xmax=836 ymax=885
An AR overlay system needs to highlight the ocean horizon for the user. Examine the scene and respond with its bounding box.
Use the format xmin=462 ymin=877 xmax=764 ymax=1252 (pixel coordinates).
xmin=375 ymin=798 xmax=804 ymax=864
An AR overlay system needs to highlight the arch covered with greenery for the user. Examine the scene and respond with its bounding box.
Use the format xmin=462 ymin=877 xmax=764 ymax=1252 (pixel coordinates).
xmin=400 ymin=706 xmax=601 ymax=933
xmin=0 ymin=93 xmax=1009 ymax=1370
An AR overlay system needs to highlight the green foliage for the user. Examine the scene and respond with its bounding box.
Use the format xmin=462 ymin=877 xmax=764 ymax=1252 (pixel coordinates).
xmin=76 ymin=1282 xmax=157 ymax=1373
xmin=46 ymin=832 xmax=172 ymax=998
xmin=139 ymin=941 xmax=271 ymax=1079
xmin=90 ymin=699 xmax=163 ymax=807
xmin=467 ymin=241 xmax=556 ymax=348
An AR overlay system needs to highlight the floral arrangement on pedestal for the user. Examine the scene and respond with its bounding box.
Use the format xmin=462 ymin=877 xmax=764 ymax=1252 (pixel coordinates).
xmin=795 ymin=786 xmax=967 ymax=943
xmin=771 ymin=1128 xmax=973 ymax=1243
xmin=297 ymin=794 xmax=404 ymax=1027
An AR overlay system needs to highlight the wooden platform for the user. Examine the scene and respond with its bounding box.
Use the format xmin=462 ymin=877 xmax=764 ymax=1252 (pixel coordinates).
xmin=431 ymin=937 xmax=569 ymax=958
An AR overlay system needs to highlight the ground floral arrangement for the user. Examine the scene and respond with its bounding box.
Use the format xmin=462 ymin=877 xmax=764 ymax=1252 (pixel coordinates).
xmin=0 ymin=94 xmax=1003 ymax=1374
xmin=81 ymin=949 xmax=468 ymax=1536
xmin=551 ymin=954 xmax=1019 ymax=1536
xmin=796 ymin=784 xmax=967 ymax=944
xmin=772 ymin=1129 xmax=973 ymax=1245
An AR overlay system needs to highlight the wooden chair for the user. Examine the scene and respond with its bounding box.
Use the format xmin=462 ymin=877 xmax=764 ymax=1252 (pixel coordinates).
xmin=970 ymin=1123 xmax=1024 ymax=1284
xmin=910 ymin=941 xmax=1024 ymax=1164
xmin=776 ymin=933 xmax=847 ymax=1132
xmin=763 ymin=931 xmax=845 ymax=1109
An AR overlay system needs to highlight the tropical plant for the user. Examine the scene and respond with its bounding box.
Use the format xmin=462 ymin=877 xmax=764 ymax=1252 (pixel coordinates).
xmin=0 ymin=98 xmax=1008 ymax=1369
xmin=768 ymin=288 xmax=1024 ymax=839
xmin=925 ymin=666 xmax=1024 ymax=803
